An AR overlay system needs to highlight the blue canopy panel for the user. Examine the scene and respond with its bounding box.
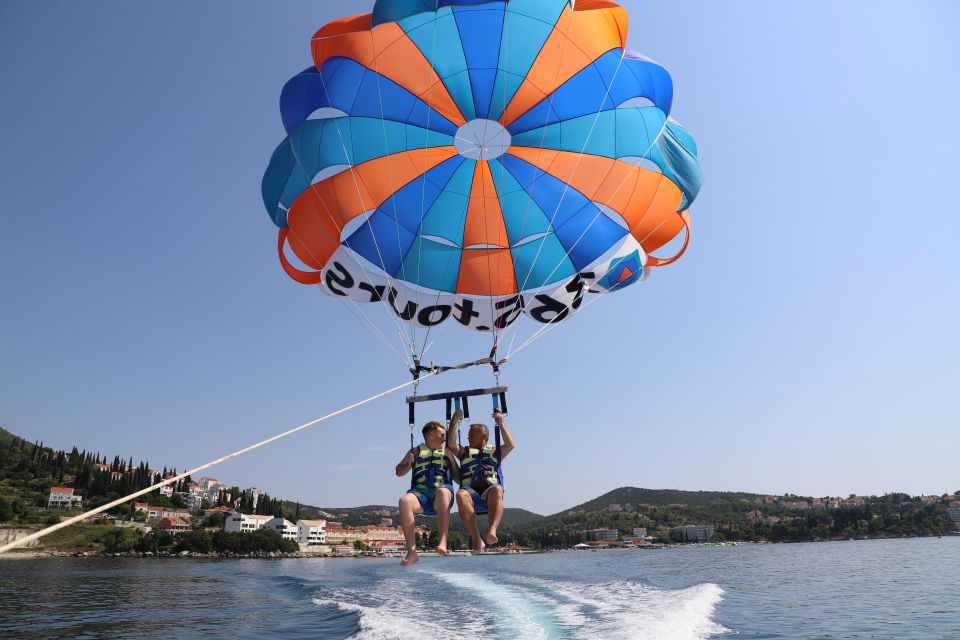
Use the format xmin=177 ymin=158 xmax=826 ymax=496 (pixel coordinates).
xmin=262 ymin=140 xmax=300 ymax=228
xmin=397 ymin=237 xmax=462 ymax=292
xmin=656 ymin=121 xmax=703 ymax=211
xmin=377 ymin=155 xmax=465 ymax=236
xmin=499 ymin=154 xmax=626 ymax=271
xmin=507 ymin=50 xmax=673 ymax=135
xmin=374 ymin=1 xmax=570 ymax=123
xmin=511 ymin=233 xmax=576 ymax=291
xmin=344 ymin=155 xmax=464 ymax=276
xmin=418 ymin=158 xmax=475 ymax=247
xmin=398 ymin=9 xmax=477 ymax=122
xmin=373 ymin=0 xmax=495 ymax=27
xmin=512 ymin=107 xmax=703 ymax=211
xmin=488 ymin=158 xmax=553 ymax=246
xmin=261 ymin=117 xmax=453 ymax=228
xmin=487 ymin=0 xmax=572 ymax=122
xmin=372 ymin=0 xmax=570 ymax=28
xmin=279 ymin=60 xmax=458 ymax=136
xmin=451 ymin=4 xmax=505 ymax=119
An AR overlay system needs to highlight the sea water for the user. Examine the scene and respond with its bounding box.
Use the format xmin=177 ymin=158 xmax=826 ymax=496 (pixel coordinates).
xmin=1 ymin=537 xmax=958 ymax=639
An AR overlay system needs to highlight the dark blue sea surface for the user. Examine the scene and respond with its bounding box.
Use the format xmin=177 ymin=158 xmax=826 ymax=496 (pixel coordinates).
xmin=2 ymin=537 xmax=958 ymax=639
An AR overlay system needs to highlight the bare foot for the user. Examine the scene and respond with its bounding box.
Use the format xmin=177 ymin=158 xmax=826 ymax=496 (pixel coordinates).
xmin=485 ymin=531 xmax=498 ymax=546
xmin=435 ymin=544 xmax=448 ymax=556
xmin=400 ymin=549 xmax=419 ymax=567
xmin=471 ymin=540 xmax=486 ymax=556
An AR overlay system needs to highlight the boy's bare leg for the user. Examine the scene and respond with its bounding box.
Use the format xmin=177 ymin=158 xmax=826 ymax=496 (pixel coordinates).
xmin=433 ymin=487 xmax=452 ymax=555
xmin=399 ymin=493 xmax=422 ymax=566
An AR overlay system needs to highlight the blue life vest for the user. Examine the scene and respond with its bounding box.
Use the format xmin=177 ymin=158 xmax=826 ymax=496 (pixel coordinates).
xmin=410 ymin=444 xmax=451 ymax=495
xmin=460 ymin=445 xmax=503 ymax=492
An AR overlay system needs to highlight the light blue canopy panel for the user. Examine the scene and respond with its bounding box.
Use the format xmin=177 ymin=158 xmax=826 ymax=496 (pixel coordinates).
xmin=262 ymin=117 xmax=453 ymax=227
xmin=512 ymin=107 xmax=702 ymax=210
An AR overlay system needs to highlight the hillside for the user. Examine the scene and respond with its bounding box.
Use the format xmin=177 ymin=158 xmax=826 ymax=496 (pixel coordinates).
xmin=558 ymin=487 xmax=766 ymax=516
xmin=0 ymin=425 xmax=16 ymax=446
xmin=499 ymin=486 xmax=958 ymax=548
xmin=290 ymin=502 xmax=543 ymax=528
xmin=4 ymin=423 xmax=953 ymax=550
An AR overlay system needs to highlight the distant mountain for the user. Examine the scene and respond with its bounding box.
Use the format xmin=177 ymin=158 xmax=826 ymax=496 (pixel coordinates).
xmin=284 ymin=502 xmax=544 ymax=528
xmin=499 ymin=507 xmax=545 ymax=527
xmin=556 ymin=486 xmax=766 ymax=516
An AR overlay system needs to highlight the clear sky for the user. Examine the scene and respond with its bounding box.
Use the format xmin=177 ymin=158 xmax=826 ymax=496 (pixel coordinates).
xmin=1 ymin=1 xmax=957 ymax=515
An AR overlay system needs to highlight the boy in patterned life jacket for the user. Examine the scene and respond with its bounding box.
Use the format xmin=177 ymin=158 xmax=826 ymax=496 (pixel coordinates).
xmin=395 ymin=420 xmax=460 ymax=567
xmin=448 ymin=410 xmax=515 ymax=555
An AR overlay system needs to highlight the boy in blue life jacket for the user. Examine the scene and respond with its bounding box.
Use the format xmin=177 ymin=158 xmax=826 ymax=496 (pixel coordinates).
xmin=395 ymin=420 xmax=460 ymax=567
xmin=448 ymin=410 xmax=515 ymax=555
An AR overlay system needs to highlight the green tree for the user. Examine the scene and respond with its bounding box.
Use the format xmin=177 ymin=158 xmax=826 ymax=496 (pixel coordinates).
xmin=448 ymin=532 xmax=466 ymax=551
xmin=103 ymin=528 xmax=141 ymax=552
xmin=0 ymin=497 xmax=13 ymax=522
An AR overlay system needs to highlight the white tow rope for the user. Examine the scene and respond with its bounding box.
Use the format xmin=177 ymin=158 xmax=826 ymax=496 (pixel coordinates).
xmin=0 ymin=374 xmax=432 ymax=554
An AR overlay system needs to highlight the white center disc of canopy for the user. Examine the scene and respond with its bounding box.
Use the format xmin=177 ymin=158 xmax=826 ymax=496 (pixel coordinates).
xmin=454 ymin=119 xmax=512 ymax=161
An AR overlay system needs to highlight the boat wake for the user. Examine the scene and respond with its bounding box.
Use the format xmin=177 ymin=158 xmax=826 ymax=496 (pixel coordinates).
xmin=311 ymin=568 xmax=727 ymax=639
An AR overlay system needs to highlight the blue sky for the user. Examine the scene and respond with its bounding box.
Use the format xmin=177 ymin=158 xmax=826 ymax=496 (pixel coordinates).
xmin=1 ymin=1 xmax=957 ymax=515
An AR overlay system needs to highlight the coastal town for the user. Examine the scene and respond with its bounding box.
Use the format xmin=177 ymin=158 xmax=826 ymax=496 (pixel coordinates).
xmin=2 ymin=431 xmax=959 ymax=555
xmin=22 ymin=478 xmax=960 ymax=556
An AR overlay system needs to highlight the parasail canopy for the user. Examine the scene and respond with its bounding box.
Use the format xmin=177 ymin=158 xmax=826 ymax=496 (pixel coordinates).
xmin=262 ymin=0 xmax=702 ymax=342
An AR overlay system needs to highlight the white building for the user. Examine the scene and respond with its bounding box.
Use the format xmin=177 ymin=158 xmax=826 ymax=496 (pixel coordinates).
xmin=199 ymin=477 xmax=224 ymax=492
xmin=583 ymin=528 xmax=619 ymax=542
xmin=48 ymin=487 xmax=82 ymax=510
xmin=224 ymin=512 xmax=273 ymax=533
xmin=297 ymin=519 xmax=327 ymax=546
xmin=263 ymin=516 xmax=298 ymax=541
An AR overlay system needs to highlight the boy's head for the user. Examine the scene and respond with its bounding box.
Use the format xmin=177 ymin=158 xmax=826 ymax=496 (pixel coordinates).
xmin=422 ymin=421 xmax=445 ymax=449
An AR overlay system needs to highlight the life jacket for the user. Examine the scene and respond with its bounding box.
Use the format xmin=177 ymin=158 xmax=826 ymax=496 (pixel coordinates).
xmin=460 ymin=445 xmax=503 ymax=492
xmin=410 ymin=444 xmax=451 ymax=494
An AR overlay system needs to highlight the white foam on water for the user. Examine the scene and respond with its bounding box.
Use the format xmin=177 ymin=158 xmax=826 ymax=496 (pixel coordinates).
xmin=311 ymin=597 xmax=430 ymax=640
xmin=311 ymin=574 xmax=488 ymax=640
xmin=521 ymin=576 xmax=729 ymax=640
xmin=310 ymin=571 xmax=727 ymax=640
xmin=434 ymin=571 xmax=568 ymax=640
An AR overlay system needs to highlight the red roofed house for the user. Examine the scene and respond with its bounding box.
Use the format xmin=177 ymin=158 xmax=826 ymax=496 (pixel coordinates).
xmin=48 ymin=487 xmax=82 ymax=510
xmin=158 ymin=517 xmax=189 ymax=533
xmin=369 ymin=539 xmax=405 ymax=552
xmin=132 ymin=502 xmax=165 ymax=520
